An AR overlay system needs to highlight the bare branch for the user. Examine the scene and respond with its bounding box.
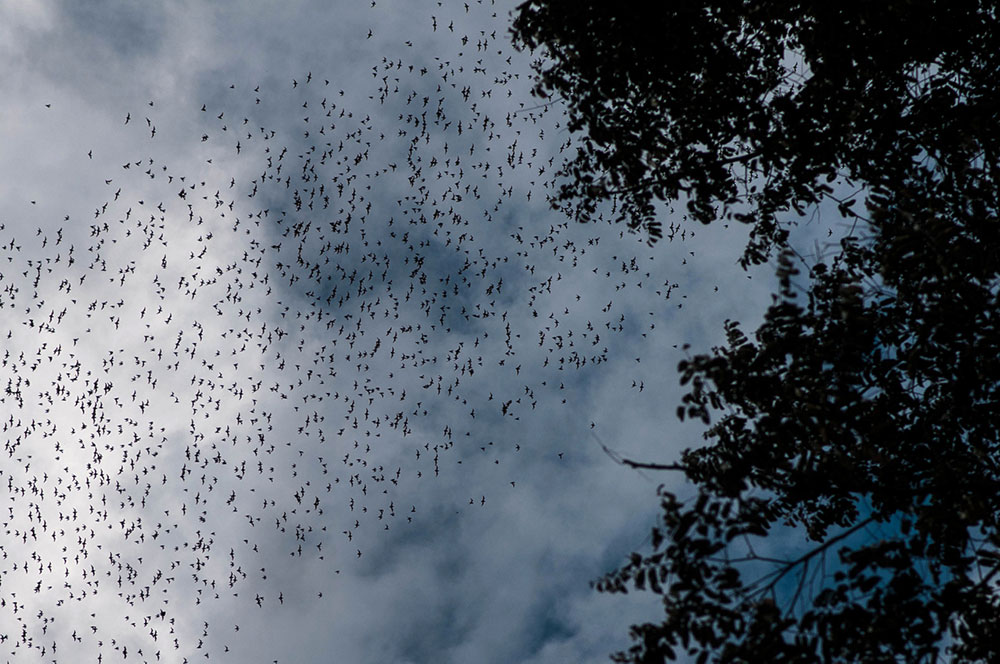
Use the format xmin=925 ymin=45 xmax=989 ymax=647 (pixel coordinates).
xmin=745 ymin=516 xmax=877 ymax=598
xmin=590 ymin=431 xmax=688 ymax=472
xmin=619 ymin=457 xmax=688 ymax=472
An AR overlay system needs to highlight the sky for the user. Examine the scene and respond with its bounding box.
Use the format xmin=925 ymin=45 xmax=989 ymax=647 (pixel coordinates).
xmin=0 ymin=2 xmax=778 ymax=663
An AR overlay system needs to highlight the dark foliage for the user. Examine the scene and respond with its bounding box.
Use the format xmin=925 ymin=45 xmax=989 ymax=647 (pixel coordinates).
xmin=513 ymin=0 xmax=1000 ymax=263
xmin=514 ymin=1 xmax=1000 ymax=661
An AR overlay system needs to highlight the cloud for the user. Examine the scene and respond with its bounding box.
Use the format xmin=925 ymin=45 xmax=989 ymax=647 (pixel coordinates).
xmin=0 ymin=2 xmax=774 ymax=663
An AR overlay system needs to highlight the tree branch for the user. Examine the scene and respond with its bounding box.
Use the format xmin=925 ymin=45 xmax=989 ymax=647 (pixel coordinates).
xmin=601 ymin=151 xmax=763 ymax=197
xmin=746 ymin=515 xmax=877 ymax=597
xmin=590 ymin=431 xmax=688 ymax=472
xmin=619 ymin=457 xmax=688 ymax=472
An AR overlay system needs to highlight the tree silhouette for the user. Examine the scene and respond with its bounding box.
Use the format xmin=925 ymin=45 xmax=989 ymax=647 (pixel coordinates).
xmin=514 ymin=1 xmax=1000 ymax=661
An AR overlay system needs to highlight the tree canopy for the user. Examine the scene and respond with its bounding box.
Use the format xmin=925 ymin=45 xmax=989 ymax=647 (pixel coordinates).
xmin=514 ymin=1 xmax=1000 ymax=661
xmin=513 ymin=1 xmax=1000 ymax=263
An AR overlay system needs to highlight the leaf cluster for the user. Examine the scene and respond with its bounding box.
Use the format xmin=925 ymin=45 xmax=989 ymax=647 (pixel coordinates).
xmin=515 ymin=1 xmax=1000 ymax=661
xmin=599 ymin=226 xmax=1000 ymax=662
xmin=512 ymin=0 xmax=1000 ymax=264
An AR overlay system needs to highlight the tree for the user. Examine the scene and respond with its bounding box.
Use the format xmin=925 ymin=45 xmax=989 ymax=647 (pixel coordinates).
xmin=513 ymin=1 xmax=1000 ymax=661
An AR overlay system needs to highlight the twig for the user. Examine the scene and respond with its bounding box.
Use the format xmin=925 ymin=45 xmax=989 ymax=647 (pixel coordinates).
xmin=512 ymin=97 xmax=564 ymax=114
xmin=590 ymin=431 xmax=688 ymax=473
